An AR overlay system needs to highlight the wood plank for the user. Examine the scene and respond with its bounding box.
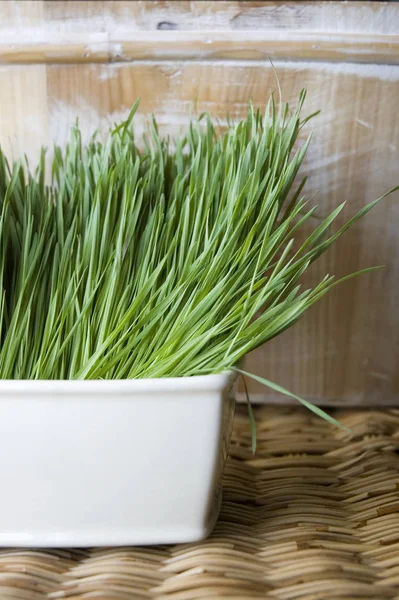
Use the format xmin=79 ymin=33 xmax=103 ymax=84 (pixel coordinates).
xmin=0 ymin=65 xmax=48 ymax=167
xmin=0 ymin=32 xmax=397 ymax=66
xmin=0 ymin=1 xmax=398 ymax=65
xmin=3 ymin=1 xmax=398 ymax=34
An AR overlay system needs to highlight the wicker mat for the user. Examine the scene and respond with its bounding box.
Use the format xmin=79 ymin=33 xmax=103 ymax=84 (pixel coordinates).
xmin=1 ymin=406 xmax=399 ymax=600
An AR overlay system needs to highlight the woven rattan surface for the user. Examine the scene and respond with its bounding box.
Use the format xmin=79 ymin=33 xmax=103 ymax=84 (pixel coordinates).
xmin=1 ymin=406 xmax=399 ymax=599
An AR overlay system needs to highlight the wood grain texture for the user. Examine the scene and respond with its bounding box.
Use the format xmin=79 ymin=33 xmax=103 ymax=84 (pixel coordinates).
xmin=0 ymin=1 xmax=398 ymax=64
xmin=0 ymin=1 xmax=398 ymax=405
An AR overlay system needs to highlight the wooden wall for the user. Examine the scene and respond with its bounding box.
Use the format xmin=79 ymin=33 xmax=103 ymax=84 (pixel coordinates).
xmin=0 ymin=1 xmax=398 ymax=405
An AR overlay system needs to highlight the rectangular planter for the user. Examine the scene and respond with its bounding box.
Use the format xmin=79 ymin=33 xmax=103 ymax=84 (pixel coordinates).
xmin=0 ymin=373 xmax=236 ymax=547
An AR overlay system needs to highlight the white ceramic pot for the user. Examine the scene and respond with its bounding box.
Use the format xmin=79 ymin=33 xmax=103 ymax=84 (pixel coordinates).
xmin=0 ymin=372 xmax=236 ymax=547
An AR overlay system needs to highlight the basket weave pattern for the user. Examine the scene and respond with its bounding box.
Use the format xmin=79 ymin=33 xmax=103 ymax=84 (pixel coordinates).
xmin=1 ymin=406 xmax=399 ymax=599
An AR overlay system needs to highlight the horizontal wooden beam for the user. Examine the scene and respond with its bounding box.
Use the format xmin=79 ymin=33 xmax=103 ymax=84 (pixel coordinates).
xmin=0 ymin=1 xmax=398 ymax=66
xmin=0 ymin=31 xmax=398 ymax=66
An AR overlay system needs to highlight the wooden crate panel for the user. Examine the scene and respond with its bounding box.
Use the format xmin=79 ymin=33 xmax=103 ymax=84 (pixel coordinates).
xmin=0 ymin=1 xmax=398 ymax=405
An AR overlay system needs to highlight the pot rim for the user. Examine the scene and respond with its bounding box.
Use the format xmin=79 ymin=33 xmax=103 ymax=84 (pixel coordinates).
xmin=0 ymin=370 xmax=236 ymax=395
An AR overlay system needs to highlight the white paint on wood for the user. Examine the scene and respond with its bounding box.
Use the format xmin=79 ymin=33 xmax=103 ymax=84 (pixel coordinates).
xmin=355 ymin=118 xmax=373 ymax=130
xmin=91 ymin=60 xmax=399 ymax=84
xmin=257 ymin=60 xmax=399 ymax=81
xmin=1 ymin=2 xmax=397 ymax=35
xmin=0 ymin=2 xmax=398 ymax=65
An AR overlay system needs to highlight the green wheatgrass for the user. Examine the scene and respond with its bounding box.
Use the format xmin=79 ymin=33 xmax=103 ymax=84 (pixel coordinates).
xmin=0 ymin=92 xmax=395 ymax=442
